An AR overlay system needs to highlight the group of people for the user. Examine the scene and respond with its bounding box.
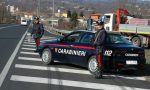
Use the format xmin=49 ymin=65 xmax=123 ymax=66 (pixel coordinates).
xmin=31 ymin=16 xmax=107 ymax=78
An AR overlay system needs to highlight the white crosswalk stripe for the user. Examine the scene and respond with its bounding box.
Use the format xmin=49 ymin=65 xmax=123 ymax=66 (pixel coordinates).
xmin=24 ymin=40 xmax=35 ymax=42
xmin=23 ymin=42 xmax=35 ymax=45
xmin=23 ymin=44 xmax=36 ymax=47
xmin=42 ymin=36 xmax=56 ymax=39
xmin=24 ymin=38 xmax=55 ymax=42
xmin=10 ymin=75 xmax=149 ymax=90
xmin=24 ymin=39 xmax=52 ymax=43
xmin=15 ymin=64 xmax=91 ymax=75
xmin=21 ymin=47 xmax=36 ymax=51
xmin=18 ymin=57 xmax=41 ymax=61
xmin=20 ymin=51 xmax=39 ymax=55
xmin=14 ymin=64 xmax=145 ymax=81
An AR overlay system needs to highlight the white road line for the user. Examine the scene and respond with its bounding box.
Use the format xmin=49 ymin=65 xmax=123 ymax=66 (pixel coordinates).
xmin=24 ymin=37 xmax=55 ymax=40
xmin=23 ymin=40 xmax=52 ymax=44
xmin=24 ymin=39 xmax=54 ymax=43
xmin=10 ymin=75 xmax=149 ymax=90
xmin=24 ymin=40 xmax=34 ymax=42
xmin=24 ymin=39 xmax=55 ymax=42
xmin=14 ymin=64 xmax=145 ymax=81
xmin=24 ymin=40 xmax=42 ymax=43
xmin=23 ymin=42 xmax=35 ymax=45
xmin=25 ymin=36 xmax=54 ymax=39
xmin=21 ymin=47 xmax=36 ymax=51
xmin=23 ymin=44 xmax=36 ymax=47
xmin=15 ymin=64 xmax=90 ymax=75
xmin=111 ymin=75 xmax=145 ymax=81
xmin=0 ymin=25 xmax=20 ymax=30
xmin=0 ymin=25 xmax=29 ymax=87
xmin=24 ymin=39 xmax=35 ymax=42
xmin=42 ymin=37 xmax=55 ymax=39
xmin=42 ymin=36 xmax=54 ymax=38
xmin=42 ymin=40 xmax=53 ymax=42
xmin=24 ymin=39 xmax=51 ymax=42
xmin=18 ymin=57 xmax=41 ymax=61
xmin=20 ymin=51 xmax=39 ymax=55
xmin=42 ymin=38 xmax=54 ymax=40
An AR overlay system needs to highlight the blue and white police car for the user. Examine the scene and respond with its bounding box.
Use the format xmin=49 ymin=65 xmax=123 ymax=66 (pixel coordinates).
xmin=38 ymin=30 xmax=146 ymax=78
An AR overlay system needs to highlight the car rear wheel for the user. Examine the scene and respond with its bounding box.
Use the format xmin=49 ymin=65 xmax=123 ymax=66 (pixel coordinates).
xmin=88 ymin=56 xmax=103 ymax=79
xmin=42 ymin=48 xmax=53 ymax=65
xmin=131 ymin=36 xmax=141 ymax=47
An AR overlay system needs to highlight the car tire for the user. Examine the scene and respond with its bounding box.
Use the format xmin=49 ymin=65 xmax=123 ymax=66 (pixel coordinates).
xmin=131 ymin=36 xmax=141 ymax=47
xmin=42 ymin=48 xmax=53 ymax=65
xmin=88 ymin=56 xmax=103 ymax=79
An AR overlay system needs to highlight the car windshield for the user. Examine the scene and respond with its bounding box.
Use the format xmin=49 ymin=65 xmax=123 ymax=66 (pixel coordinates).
xmin=107 ymin=34 xmax=131 ymax=44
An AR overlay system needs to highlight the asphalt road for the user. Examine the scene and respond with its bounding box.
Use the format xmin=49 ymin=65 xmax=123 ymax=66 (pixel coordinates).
xmin=0 ymin=24 xmax=150 ymax=90
xmin=0 ymin=24 xmax=27 ymax=74
xmin=0 ymin=24 xmax=13 ymax=27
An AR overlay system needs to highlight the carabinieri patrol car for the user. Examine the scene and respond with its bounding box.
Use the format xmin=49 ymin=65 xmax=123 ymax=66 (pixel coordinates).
xmin=38 ymin=30 xmax=146 ymax=77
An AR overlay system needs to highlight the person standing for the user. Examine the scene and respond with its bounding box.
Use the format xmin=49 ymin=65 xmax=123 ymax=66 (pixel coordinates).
xmin=31 ymin=17 xmax=44 ymax=52
xmin=93 ymin=20 xmax=107 ymax=78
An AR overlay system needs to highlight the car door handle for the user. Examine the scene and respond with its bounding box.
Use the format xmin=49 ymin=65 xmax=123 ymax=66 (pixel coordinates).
xmin=70 ymin=45 xmax=74 ymax=47
xmin=70 ymin=45 xmax=75 ymax=47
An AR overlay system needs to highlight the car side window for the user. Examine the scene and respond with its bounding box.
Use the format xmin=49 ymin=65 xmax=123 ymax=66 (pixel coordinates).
xmin=63 ymin=32 xmax=82 ymax=43
xmin=80 ymin=33 xmax=94 ymax=44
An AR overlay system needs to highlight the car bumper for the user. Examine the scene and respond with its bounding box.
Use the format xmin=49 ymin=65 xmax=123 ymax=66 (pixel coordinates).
xmin=112 ymin=58 xmax=146 ymax=70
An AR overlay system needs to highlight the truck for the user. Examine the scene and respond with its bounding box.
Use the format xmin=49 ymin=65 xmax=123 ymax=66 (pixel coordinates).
xmin=89 ymin=8 xmax=150 ymax=47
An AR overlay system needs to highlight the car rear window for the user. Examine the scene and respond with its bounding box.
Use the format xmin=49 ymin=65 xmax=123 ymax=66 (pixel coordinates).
xmin=107 ymin=34 xmax=131 ymax=44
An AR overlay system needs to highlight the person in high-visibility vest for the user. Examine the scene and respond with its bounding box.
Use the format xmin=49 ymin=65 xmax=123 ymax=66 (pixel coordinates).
xmin=31 ymin=17 xmax=44 ymax=52
xmin=93 ymin=20 xmax=107 ymax=78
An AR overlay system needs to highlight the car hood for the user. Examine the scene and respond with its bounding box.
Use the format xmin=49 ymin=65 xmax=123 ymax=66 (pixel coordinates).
xmin=41 ymin=39 xmax=59 ymax=45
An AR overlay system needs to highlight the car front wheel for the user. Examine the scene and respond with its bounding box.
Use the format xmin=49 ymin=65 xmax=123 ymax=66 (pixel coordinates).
xmin=42 ymin=48 xmax=53 ymax=65
xmin=88 ymin=56 xmax=103 ymax=79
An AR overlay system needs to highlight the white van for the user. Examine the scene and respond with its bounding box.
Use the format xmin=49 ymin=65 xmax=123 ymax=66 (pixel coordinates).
xmin=21 ymin=19 xmax=28 ymax=26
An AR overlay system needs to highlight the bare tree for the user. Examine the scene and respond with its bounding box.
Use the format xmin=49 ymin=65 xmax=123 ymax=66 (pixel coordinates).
xmin=0 ymin=2 xmax=5 ymax=23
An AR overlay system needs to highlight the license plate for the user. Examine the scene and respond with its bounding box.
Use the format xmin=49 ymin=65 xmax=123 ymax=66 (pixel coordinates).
xmin=126 ymin=60 xmax=138 ymax=65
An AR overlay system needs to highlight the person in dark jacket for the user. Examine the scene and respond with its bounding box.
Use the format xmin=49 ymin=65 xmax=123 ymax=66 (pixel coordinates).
xmin=31 ymin=17 xmax=44 ymax=52
xmin=93 ymin=21 xmax=107 ymax=78
xmin=94 ymin=22 xmax=107 ymax=46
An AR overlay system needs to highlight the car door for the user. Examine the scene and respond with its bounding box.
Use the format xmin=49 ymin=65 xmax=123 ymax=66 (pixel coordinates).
xmin=56 ymin=31 xmax=83 ymax=63
xmin=67 ymin=32 xmax=95 ymax=67
xmin=51 ymin=41 xmax=70 ymax=63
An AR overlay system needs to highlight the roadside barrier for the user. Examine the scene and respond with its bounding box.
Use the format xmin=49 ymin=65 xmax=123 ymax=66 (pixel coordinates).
xmin=44 ymin=26 xmax=72 ymax=36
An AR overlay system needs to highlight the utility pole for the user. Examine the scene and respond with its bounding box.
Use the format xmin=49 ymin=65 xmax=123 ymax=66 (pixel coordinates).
xmin=37 ymin=0 xmax=40 ymax=17
xmin=2 ymin=3 xmax=4 ymax=23
xmin=39 ymin=0 xmax=40 ymax=17
xmin=52 ymin=0 xmax=54 ymax=30
xmin=1 ymin=2 xmax=5 ymax=23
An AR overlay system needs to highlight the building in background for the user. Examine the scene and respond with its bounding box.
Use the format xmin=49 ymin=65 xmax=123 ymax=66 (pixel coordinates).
xmin=6 ymin=5 xmax=19 ymax=15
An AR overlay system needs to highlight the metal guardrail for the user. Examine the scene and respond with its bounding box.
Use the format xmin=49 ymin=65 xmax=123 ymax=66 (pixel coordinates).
xmin=44 ymin=25 xmax=72 ymax=36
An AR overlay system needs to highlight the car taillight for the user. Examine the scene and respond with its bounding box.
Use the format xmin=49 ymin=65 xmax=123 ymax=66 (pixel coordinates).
xmin=138 ymin=51 xmax=145 ymax=57
xmin=116 ymin=63 xmax=125 ymax=69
